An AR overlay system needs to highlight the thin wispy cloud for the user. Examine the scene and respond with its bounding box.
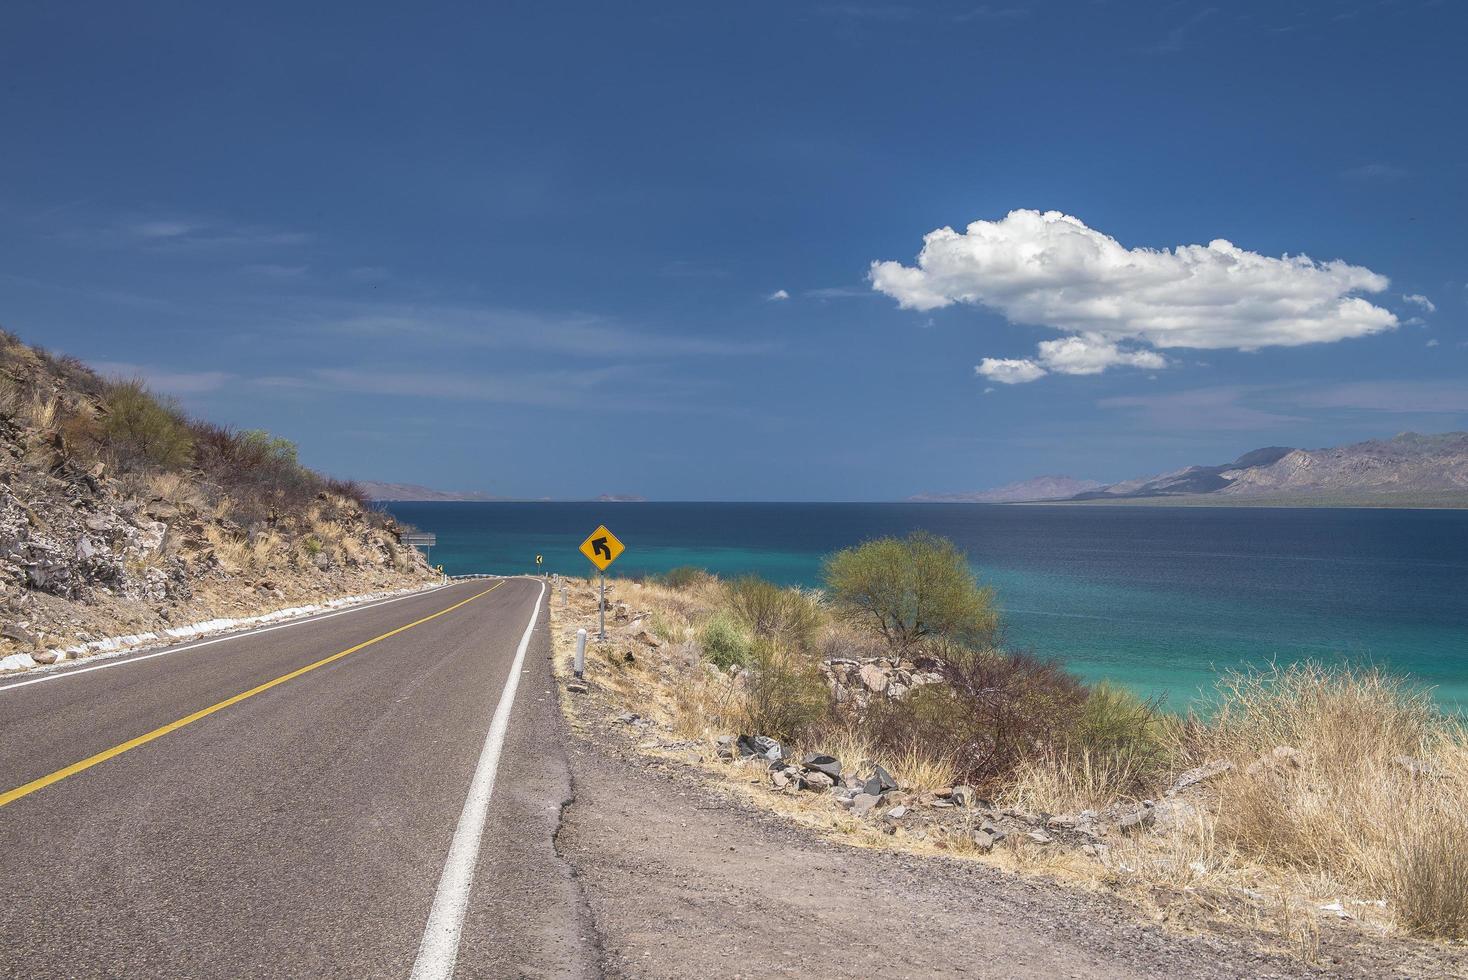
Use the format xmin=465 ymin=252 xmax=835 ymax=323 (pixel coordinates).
xmin=1098 ymin=386 xmax=1305 ymax=431
xmin=60 ymin=213 xmax=311 ymax=251
xmin=89 ymin=360 xmax=234 ymax=395
xmin=1342 ymin=162 xmax=1408 ymax=181
xmin=806 ymin=285 xmax=877 ymax=300
xmin=261 ymin=363 xmax=717 ymax=415
xmin=307 ymin=304 xmax=778 ymax=358
xmin=1151 ymin=6 xmax=1218 ymax=53
xmin=1100 ymin=380 xmax=1468 ymax=431
xmin=1403 ymin=293 xmax=1436 ymax=313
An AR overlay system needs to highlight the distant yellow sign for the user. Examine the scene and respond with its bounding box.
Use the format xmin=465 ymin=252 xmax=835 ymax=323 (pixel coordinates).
xmin=578 ymin=525 xmax=625 ymax=572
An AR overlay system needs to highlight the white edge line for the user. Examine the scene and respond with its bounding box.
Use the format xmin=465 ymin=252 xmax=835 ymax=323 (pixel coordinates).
xmin=410 ymin=578 xmax=546 ymax=980
xmin=0 ymin=582 xmax=466 ymax=695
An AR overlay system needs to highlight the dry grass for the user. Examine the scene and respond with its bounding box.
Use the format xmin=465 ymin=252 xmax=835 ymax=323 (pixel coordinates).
xmin=553 ymin=575 xmax=1468 ymax=946
xmin=1006 ymin=746 xmax=1154 ymax=814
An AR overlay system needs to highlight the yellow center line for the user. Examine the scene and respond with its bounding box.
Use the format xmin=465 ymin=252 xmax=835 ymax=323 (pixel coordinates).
xmin=0 ymin=581 xmax=504 ymax=810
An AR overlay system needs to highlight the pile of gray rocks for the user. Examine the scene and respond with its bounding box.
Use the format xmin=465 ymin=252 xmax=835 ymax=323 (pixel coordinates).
xmin=713 ymin=731 xmax=1238 ymax=857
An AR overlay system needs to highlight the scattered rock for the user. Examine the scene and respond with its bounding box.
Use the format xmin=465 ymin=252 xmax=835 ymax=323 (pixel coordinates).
xmin=972 ymin=830 xmax=996 ymax=852
xmin=804 ymin=771 xmax=835 ymax=791
xmin=1107 ymin=802 xmax=1155 ymax=833
xmin=863 ymin=764 xmax=899 ymax=797
xmin=950 ymin=785 xmax=977 ymax=808
xmin=1025 ymin=830 xmax=1053 ymax=845
xmin=885 ymin=805 xmax=908 ymax=821
xmin=716 ymin=735 xmax=739 ymax=760
xmin=858 ymin=663 xmax=890 ymax=694
xmin=801 ymin=753 xmax=842 ymax=781
xmin=736 ymin=734 xmax=783 ymax=762
xmin=851 ymin=793 xmax=882 ymax=816
xmin=565 ymin=681 xmax=588 ymax=694
xmin=1149 ymin=798 xmax=1199 ymax=834
xmin=1168 ymin=759 xmax=1233 ymax=796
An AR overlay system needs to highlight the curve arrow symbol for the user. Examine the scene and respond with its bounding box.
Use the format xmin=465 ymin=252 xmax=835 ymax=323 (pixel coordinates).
xmin=591 ymin=536 xmax=612 ymax=560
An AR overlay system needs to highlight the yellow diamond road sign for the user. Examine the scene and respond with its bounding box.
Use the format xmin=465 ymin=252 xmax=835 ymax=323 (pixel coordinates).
xmin=579 ymin=525 xmax=625 ymax=572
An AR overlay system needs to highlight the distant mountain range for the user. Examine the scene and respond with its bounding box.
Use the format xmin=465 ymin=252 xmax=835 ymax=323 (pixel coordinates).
xmin=913 ymin=433 xmax=1468 ymax=507
xmin=356 ymin=481 xmax=503 ymax=502
xmin=910 ymin=475 xmax=1103 ymax=503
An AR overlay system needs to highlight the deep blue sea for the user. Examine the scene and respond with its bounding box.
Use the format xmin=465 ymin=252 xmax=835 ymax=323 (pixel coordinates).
xmin=383 ymin=502 xmax=1468 ymax=712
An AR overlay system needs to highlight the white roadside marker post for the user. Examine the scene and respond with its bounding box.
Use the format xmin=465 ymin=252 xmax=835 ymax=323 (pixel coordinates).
xmin=598 ymin=574 xmax=607 ymax=640
xmin=575 ymin=628 xmax=587 ymax=679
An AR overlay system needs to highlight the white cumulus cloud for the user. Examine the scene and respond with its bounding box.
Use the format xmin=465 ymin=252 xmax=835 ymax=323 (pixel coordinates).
xmin=975 ymin=334 xmax=1168 ymax=385
xmin=1402 ymin=293 xmax=1436 ymax=313
xmin=767 ymin=289 xmax=791 ymax=301
xmin=871 ymin=209 xmax=1398 ymax=382
xmin=976 ymin=358 xmax=1047 ymax=384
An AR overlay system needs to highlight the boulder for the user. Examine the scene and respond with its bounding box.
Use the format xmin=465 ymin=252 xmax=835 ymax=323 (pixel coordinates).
xmin=858 ymin=663 xmax=889 ymax=694
xmin=803 ymin=771 xmax=835 ymax=791
xmin=801 ymin=753 xmax=842 ymax=781
xmin=0 ymin=652 xmax=36 ymax=671
xmin=863 ymin=764 xmax=899 ymax=797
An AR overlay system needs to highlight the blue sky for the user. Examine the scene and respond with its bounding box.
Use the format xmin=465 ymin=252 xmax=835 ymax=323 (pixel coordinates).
xmin=2 ymin=0 xmax=1463 ymax=500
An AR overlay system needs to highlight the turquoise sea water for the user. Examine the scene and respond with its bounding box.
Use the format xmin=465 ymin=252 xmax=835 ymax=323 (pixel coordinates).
xmin=384 ymin=502 xmax=1468 ymax=712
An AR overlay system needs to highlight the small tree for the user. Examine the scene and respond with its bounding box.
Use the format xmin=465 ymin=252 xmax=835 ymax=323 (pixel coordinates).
xmin=822 ymin=531 xmax=996 ymax=653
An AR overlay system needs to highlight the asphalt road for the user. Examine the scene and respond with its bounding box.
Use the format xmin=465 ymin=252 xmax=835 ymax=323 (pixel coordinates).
xmin=0 ymin=578 xmax=595 ymax=979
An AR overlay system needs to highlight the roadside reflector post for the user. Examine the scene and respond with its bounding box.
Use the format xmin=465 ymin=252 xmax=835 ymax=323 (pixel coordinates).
xmin=598 ymin=575 xmax=607 ymax=640
xmin=575 ymin=628 xmax=587 ymax=678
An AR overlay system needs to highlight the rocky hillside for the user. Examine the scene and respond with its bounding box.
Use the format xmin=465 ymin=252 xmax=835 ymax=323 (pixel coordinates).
xmin=1219 ymin=432 xmax=1468 ymax=499
xmin=1075 ymin=433 xmax=1468 ymax=506
xmin=0 ymin=330 xmax=436 ymax=668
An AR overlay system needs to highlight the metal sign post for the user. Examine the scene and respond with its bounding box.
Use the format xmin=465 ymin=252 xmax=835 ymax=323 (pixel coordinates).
xmin=578 ymin=524 xmax=625 ymax=642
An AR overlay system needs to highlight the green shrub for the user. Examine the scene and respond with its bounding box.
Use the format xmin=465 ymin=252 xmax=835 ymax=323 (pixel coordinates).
xmin=823 ymin=532 xmax=996 ymax=653
xmin=1072 ymin=683 xmax=1169 ymax=767
xmin=101 ymin=380 xmax=194 ymax=470
xmin=660 ymin=566 xmax=710 ymax=590
xmin=741 ymin=640 xmax=829 ymax=743
xmin=726 ymin=576 xmax=824 ymax=649
xmin=700 ymin=613 xmax=751 ymax=670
